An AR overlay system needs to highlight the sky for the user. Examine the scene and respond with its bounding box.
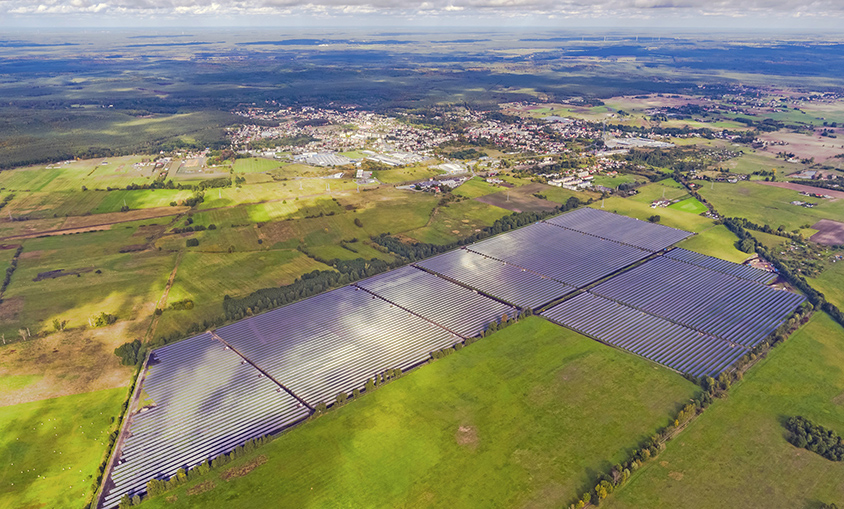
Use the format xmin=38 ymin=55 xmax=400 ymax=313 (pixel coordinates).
xmin=1 ymin=0 xmax=843 ymax=29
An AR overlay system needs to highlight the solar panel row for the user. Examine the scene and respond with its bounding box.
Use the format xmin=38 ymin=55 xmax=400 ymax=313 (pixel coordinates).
xmin=542 ymin=292 xmax=748 ymax=377
xmin=415 ymin=248 xmax=575 ymax=310
xmin=355 ymin=265 xmax=516 ymax=338
xmin=664 ymin=248 xmax=776 ymax=284
xmin=214 ymin=285 xmax=459 ymax=408
xmin=104 ymin=333 xmax=308 ymax=507
xmin=589 ymin=256 xmax=805 ymax=347
xmin=544 ymin=207 xmax=693 ymax=251
xmin=466 ymin=222 xmax=650 ymax=287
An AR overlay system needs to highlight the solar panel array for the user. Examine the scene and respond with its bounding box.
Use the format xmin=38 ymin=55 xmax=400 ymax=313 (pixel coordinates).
xmin=103 ymin=208 xmax=745 ymax=508
xmin=466 ymin=222 xmax=650 ymax=287
xmin=214 ymin=286 xmax=458 ymax=407
xmin=665 ymin=248 xmax=776 ymax=284
xmin=356 ymin=265 xmax=516 ymax=338
xmin=103 ymin=333 xmax=309 ymax=508
xmin=543 ymin=293 xmax=747 ymax=377
xmin=545 ymin=207 xmax=693 ymax=251
xmin=415 ymin=249 xmax=575 ymax=310
xmin=589 ymin=256 xmax=805 ymax=348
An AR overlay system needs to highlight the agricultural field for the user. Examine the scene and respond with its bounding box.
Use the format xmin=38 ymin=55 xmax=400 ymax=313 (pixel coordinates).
xmin=141 ymin=318 xmax=698 ymax=509
xmin=372 ymin=165 xmax=444 ymax=184
xmin=718 ymin=150 xmax=804 ymax=176
xmin=605 ymin=313 xmax=844 ymax=509
xmin=629 ymin=179 xmax=689 ymax=205
xmin=154 ymin=250 xmax=333 ymax=339
xmin=232 ymin=157 xmax=283 ymax=173
xmin=810 ymin=260 xmax=844 ymax=310
xmin=1 ymin=224 xmax=177 ymax=338
xmin=404 ymin=198 xmax=510 ymax=245
xmin=698 ymin=181 xmax=844 ymax=231
xmin=674 ymin=225 xmax=750 ymax=264
xmin=451 ymin=177 xmax=501 ymax=199
xmin=590 ymin=198 xmax=714 ymax=233
xmin=591 ymin=174 xmax=644 ymax=188
xmin=0 ymin=387 xmax=128 ymax=509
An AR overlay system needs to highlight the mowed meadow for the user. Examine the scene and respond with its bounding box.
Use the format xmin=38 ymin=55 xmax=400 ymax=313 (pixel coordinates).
xmin=141 ymin=318 xmax=699 ymax=509
xmin=605 ymin=313 xmax=844 ymax=509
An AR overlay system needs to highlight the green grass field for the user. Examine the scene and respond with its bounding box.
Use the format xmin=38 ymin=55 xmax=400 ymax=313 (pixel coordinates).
xmin=810 ymin=261 xmax=844 ymax=310
xmin=675 ymin=225 xmax=749 ymax=264
xmin=232 ymin=158 xmax=283 ymax=174
xmin=155 ymin=250 xmax=332 ymax=339
xmin=698 ymin=181 xmax=844 ymax=231
xmin=372 ymin=165 xmax=444 ymax=184
xmin=452 ymin=177 xmax=501 ymax=199
xmin=719 ymin=151 xmax=803 ymax=176
xmin=606 ymin=313 xmax=844 ymax=509
xmin=406 ymin=199 xmax=510 ymax=245
xmin=667 ymin=197 xmax=707 ymax=215
xmin=591 ymin=198 xmax=714 ymax=233
xmin=629 ymin=180 xmax=689 ymax=205
xmin=141 ymin=317 xmax=697 ymax=509
xmin=0 ymin=387 xmax=127 ymax=509
xmin=591 ymin=174 xmax=643 ymax=188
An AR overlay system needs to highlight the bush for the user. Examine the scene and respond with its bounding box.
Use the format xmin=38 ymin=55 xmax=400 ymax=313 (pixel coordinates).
xmin=186 ymin=238 xmax=199 ymax=247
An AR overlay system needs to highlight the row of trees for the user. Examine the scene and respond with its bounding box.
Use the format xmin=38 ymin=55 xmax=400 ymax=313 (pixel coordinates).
xmin=0 ymin=245 xmax=23 ymax=299
xmin=373 ymin=197 xmax=584 ymax=262
xmin=785 ymin=416 xmax=844 ymax=461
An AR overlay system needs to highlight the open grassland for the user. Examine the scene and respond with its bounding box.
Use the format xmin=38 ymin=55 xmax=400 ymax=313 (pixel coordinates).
xmin=0 ymin=324 xmax=134 ymax=406
xmin=751 ymin=230 xmax=789 ymax=250
xmin=591 ymin=198 xmax=714 ymax=233
xmin=452 ymin=177 xmax=501 ymax=199
xmin=0 ymin=387 xmax=127 ymax=509
xmin=629 ymin=179 xmax=689 ymax=205
xmin=605 ymin=313 xmax=844 ymax=509
xmin=196 ymin=179 xmax=357 ymax=210
xmin=0 ymin=155 xmax=160 ymax=192
xmin=372 ymin=165 xmax=444 ymax=184
xmin=674 ymin=225 xmax=749 ymax=264
xmin=1 ymin=224 xmax=175 ymax=337
xmin=810 ymin=261 xmax=844 ymax=310
xmin=232 ymin=157 xmax=283 ymax=174
xmin=155 ymin=250 xmax=333 ymax=340
xmin=142 ymin=318 xmax=697 ymax=509
xmin=5 ymin=189 xmax=193 ymax=220
xmin=591 ymin=174 xmax=643 ymax=188
xmin=698 ymin=181 xmax=844 ymax=231
xmin=405 ymin=198 xmax=510 ymax=245
xmin=719 ymin=150 xmax=804 ymax=176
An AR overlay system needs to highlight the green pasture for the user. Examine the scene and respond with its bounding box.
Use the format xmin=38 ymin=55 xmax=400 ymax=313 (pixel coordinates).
xmin=606 ymin=313 xmax=844 ymax=509
xmin=719 ymin=151 xmax=803 ymax=176
xmin=591 ymin=174 xmax=642 ymax=188
xmin=372 ymin=166 xmax=444 ymax=184
xmin=452 ymin=177 xmax=501 ymax=199
xmin=698 ymin=181 xmax=844 ymax=231
xmin=155 ymin=250 xmax=331 ymax=339
xmin=810 ymin=261 xmax=844 ymax=310
xmin=674 ymin=225 xmax=749 ymax=264
xmin=668 ymin=197 xmax=707 ymax=215
xmin=0 ymin=387 xmax=127 ymax=509
xmin=405 ymin=199 xmax=510 ymax=245
xmin=3 ymin=227 xmax=175 ymax=336
xmin=232 ymin=157 xmax=283 ymax=174
xmin=142 ymin=318 xmax=697 ymax=509
xmin=629 ymin=180 xmax=688 ymax=205
xmin=591 ymin=198 xmax=714 ymax=233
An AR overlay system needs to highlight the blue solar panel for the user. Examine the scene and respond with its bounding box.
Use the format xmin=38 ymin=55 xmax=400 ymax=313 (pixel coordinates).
xmin=664 ymin=248 xmax=776 ymax=284
xmin=543 ymin=293 xmax=748 ymax=377
xmin=544 ymin=207 xmax=693 ymax=251
xmin=214 ymin=286 xmax=458 ymax=407
xmin=416 ymin=249 xmax=574 ymax=309
xmin=589 ymin=256 xmax=805 ymax=348
xmin=102 ymin=333 xmax=308 ymax=508
xmin=356 ymin=265 xmax=516 ymax=338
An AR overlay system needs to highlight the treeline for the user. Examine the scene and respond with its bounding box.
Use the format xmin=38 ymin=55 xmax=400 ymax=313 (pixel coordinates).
xmin=222 ymin=257 xmax=393 ymax=321
xmin=622 ymin=147 xmax=707 ymax=173
xmin=372 ymin=197 xmax=583 ymax=262
xmin=0 ymin=245 xmax=23 ymax=299
xmin=788 ymin=178 xmax=844 ymax=193
xmin=569 ymin=391 xmax=713 ymax=508
xmin=785 ymin=416 xmax=844 ymax=461
xmin=722 ymin=217 xmax=844 ymax=328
